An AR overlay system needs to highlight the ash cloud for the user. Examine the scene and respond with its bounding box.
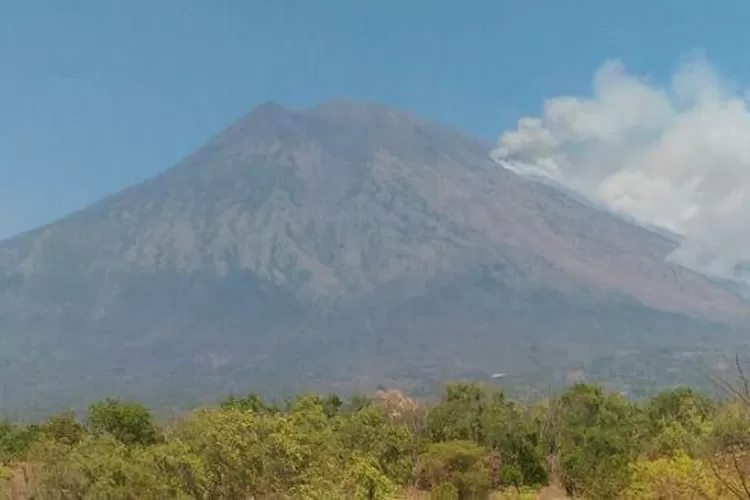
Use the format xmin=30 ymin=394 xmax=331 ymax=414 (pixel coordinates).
xmin=492 ymin=54 xmax=750 ymax=282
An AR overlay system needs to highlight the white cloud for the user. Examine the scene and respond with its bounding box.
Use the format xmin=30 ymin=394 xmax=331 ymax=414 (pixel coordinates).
xmin=492 ymin=54 xmax=750 ymax=282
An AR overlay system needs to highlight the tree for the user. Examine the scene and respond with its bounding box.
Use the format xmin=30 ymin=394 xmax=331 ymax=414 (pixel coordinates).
xmin=42 ymin=411 xmax=86 ymax=446
xmin=337 ymin=404 xmax=414 ymax=487
xmin=426 ymin=383 xmax=488 ymax=444
xmin=169 ymin=404 xmax=348 ymax=499
xmin=548 ymin=384 xmax=642 ymax=498
xmin=625 ymin=453 xmax=729 ymax=499
xmin=481 ymin=393 xmax=548 ymax=488
xmin=167 ymin=408 xmax=279 ymax=498
xmin=643 ymin=387 xmax=715 ymax=458
xmin=418 ymin=440 xmax=491 ymax=499
xmin=88 ymin=398 xmax=158 ymax=446
xmin=0 ymin=419 xmax=40 ymax=461
xmin=322 ymin=393 xmax=344 ymax=418
xmin=347 ymin=393 xmax=375 ymax=413
xmin=326 ymin=453 xmax=400 ymax=500
xmin=427 ymin=383 xmax=547 ymax=488
xmin=220 ymin=392 xmax=278 ymax=413
xmin=704 ymin=401 xmax=750 ymax=499
xmin=26 ymin=434 xmax=189 ymax=499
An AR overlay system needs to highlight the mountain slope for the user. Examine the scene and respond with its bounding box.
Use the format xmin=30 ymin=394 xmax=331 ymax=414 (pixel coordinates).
xmin=0 ymin=100 xmax=747 ymax=415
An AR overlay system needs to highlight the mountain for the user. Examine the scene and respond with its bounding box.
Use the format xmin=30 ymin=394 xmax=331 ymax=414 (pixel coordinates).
xmin=0 ymin=100 xmax=747 ymax=416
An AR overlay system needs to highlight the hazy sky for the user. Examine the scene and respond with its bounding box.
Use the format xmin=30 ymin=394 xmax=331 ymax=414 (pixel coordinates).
xmin=2 ymin=1 xmax=750 ymax=240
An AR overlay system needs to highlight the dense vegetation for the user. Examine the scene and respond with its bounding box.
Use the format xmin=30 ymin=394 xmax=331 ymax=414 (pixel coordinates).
xmin=1 ymin=380 xmax=750 ymax=499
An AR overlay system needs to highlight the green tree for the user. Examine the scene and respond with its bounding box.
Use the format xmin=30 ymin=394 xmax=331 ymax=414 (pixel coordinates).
xmin=88 ymin=398 xmax=158 ymax=446
xmin=322 ymin=393 xmax=344 ymax=418
xmin=549 ymin=384 xmax=642 ymax=498
xmin=643 ymin=387 xmax=715 ymax=458
xmin=26 ymin=434 xmax=189 ymax=499
xmin=220 ymin=392 xmax=278 ymax=413
xmin=42 ymin=411 xmax=86 ymax=446
xmin=346 ymin=393 xmax=374 ymax=413
xmin=169 ymin=404 xmax=345 ymax=499
xmin=426 ymin=383 xmax=488 ymax=444
xmin=145 ymin=440 xmax=208 ymax=499
xmin=321 ymin=453 xmax=400 ymax=500
xmin=337 ymin=404 xmax=415 ymax=487
xmin=418 ymin=440 xmax=491 ymax=499
xmin=0 ymin=419 xmax=40 ymax=461
xmin=625 ymin=453 xmax=730 ymax=500
xmin=427 ymin=383 xmax=547 ymax=488
xmin=704 ymin=401 xmax=750 ymax=497
xmin=481 ymin=393 xmax=548 ymax=488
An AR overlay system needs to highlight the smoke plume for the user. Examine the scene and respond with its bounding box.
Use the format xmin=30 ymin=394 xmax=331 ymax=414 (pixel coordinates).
xmin=492 ymin=54 xmax=750 ymax=282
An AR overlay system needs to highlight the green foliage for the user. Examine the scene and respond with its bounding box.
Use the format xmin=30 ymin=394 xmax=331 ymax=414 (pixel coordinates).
xmin=431 ymin=481 xmax=460 ymax=499
xmin=481 ymin=397 xmax=547 ymax=488
xmin=710 ymin=400 xmax=750 ymax=451
xmin=219 ymin=392 xmax=278 ymax=413
xmin=88 ymin=398 xmax=158 ymax=446
xmin=646 ymin=387 xmax=715 ymax=423
xmin=427 ymin=383 xmax=489 ymax=443
xmin=41 ymin=411 xmax=86 ymax=446
xmin=550 ymin=383 xmax=642 ymax=498
xmin=4 ymin=380 xmax=750 ymax=498
xmin=338 ymin=404 xmax=415 ymax=487
xmin=622 ymin=451 xmax=749 ymax=500
xmin=0 ymin=419 xmax=40 ymax=461
xmin=26 ymin=434 xmax=190 ymax=499
xmin=418 ymin=440 xmax=492 ymax=499
xmin=346 ymin=393 xmax=375 ymax=413
xmin=426 ymin=383 xmax=547 ymax=488
xmin=322 ymin=393 xmax=344 ymax=418
xmin=643 ymin=387 xmax=715 ymax=457
xmin=168 ymin=408 xmax=313 ymax=498
xmin=334 ymin=453 xmax=400 ymax=499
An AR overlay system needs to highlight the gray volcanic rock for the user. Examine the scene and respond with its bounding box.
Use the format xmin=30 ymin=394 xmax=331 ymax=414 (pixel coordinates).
xmin=0 ymin=100 xmax=746 ymax=416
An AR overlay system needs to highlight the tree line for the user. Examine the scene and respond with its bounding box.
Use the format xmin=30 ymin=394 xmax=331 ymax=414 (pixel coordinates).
xmin=0 ymin=380 xmax=750 ymax=499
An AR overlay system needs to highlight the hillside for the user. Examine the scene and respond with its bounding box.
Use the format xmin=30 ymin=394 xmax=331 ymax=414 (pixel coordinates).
xmin=0 ymin=100 xmax=747 ymax=415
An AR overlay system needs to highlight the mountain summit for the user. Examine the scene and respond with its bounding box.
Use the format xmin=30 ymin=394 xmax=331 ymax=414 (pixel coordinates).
xmin=0 ymin=101 xmax=746 ymax=415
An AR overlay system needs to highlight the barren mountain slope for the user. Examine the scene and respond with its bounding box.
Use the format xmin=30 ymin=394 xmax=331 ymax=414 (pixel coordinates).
xmin=0 ymin=100 xmax=745 ymax=415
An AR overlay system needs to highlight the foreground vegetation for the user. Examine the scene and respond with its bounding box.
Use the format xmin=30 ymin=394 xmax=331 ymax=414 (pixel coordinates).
xmin=1 ymin=379 xmax=750 ymax=499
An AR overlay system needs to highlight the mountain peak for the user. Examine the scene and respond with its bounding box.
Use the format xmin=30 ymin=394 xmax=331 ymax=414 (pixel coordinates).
xmin=0 ymin=99 xmax=748 ymax=415
xmin=249 ymin=100 xmax=288 ymax=117
xmin=244 ymin=98 xmax=407 ymax=124
xmin=309 ymin=99 xmax=411 ymax=119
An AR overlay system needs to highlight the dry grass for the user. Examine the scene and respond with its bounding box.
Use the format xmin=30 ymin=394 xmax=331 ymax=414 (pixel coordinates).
xmin=399 ymin=484 xmax=571 ymax=499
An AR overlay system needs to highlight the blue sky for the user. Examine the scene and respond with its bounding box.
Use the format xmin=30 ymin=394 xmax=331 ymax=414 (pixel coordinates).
xmin=1 ymin=0 xmax=749 ymax=239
